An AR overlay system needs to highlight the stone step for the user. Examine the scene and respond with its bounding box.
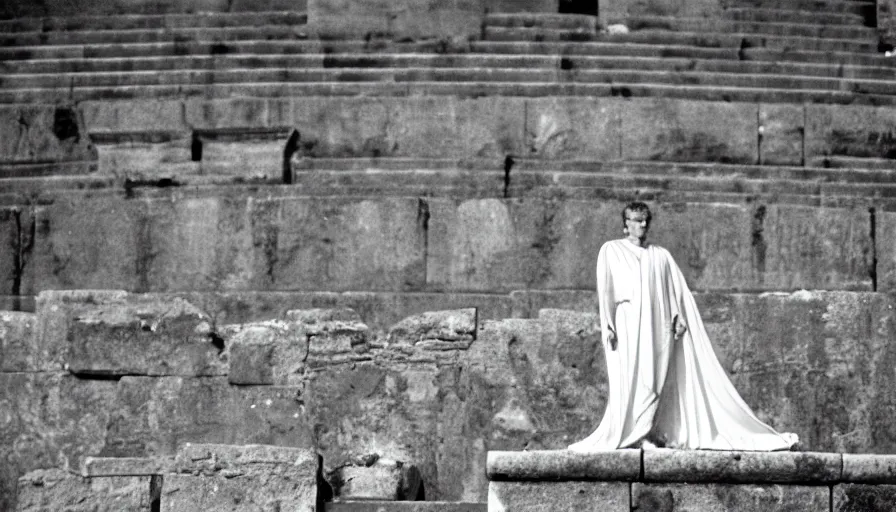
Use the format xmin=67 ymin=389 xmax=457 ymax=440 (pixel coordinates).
xmin=471 ymin=41 xmax=896 ymax=68
xmin=324 ymin=502 xmax=486 ymax=512
xmin=3 ymin=38 xmax=891 ymax=70
xmin=489 ymin=451 xmax=896 ymax=512
xmin=483 ymin=12 xmax=599 ymax=31
xmin=485 ymin=26 xmax=878 ymax=53
xmin=720 ymin=6 xmax=867 ymax=26
xmin=4 ymin=67 xmax=894 ymax=95
xmin=4 ymin=53 xmax=894 ymax=81
xmin=0 ymin=11 xmax=307 ymax=33
xmin=622 ymin=15 xmax=876 ymax=40
xmin=292 ymin=158 xmax=896 ymax=184
xmin=4 ymin=80 xmax=896 ymax=105
xmin=723 ymin=0 xmax=875 ymax=18
xmin=0 ymin=39 xmax=327 ymax=61
xmin=810 ymin=156 xmax=896 ymax=169
xmin=288 ymin=169 xmax=896 ymax=207
xmin=0 ymin=24 xmax=309 ymax=47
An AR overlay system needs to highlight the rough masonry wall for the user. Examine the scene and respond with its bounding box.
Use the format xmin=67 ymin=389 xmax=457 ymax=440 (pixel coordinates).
xmin=3 ymin=289 xmax=896 ymax=509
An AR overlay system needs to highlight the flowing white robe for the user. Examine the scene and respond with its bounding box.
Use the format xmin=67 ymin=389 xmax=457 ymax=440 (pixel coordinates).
xmin=569 ymin=239 xmax=796 ymax=451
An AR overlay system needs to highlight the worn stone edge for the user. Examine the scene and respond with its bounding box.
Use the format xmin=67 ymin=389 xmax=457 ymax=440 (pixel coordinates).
xmin=486 ymin=450 xmax=641 ymax=482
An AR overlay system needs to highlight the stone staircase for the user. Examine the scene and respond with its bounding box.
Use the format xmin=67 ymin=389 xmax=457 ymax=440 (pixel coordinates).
xmin=3 ymin=3 xmax=896 ymax=510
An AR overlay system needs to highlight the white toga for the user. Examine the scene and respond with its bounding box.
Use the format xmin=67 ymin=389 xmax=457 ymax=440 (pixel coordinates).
xmin=569 ymin=239 xmax=796 ymax=451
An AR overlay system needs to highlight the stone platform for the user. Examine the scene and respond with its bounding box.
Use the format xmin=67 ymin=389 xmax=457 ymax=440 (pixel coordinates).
xmin=487 ymin=450 xmax=896 ymax=511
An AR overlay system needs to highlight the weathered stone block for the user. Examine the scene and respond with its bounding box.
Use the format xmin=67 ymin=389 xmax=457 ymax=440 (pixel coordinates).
xmin=226 ymin=320 xmax=307 ymax=385
xmin=876 ymin=210 xmax=896 ymax=292
xmin=248 ymin=197 xmax=427 ymax=291
xmin=842 ymin=454 xmax=896 ymax=484
xmin=833 ymin=483 xmax=896 ymax=512
xmin=486 ymin=450 xmax=639 ymax=481
xmin=525 ymin=97 xmax=621 ymax=160
xmin=621 ymin=99 xmax=758 ymax=164
xmin=0 ymin=311 xmax=36 ymax=371
xmin=309 ymin=0 xmax=486 ymax=40
xmin=16 ymin=469 xmax=151 ymax=512
xmin=287 ymin=308 xmax=362 ymax=324
xmin=632 ymin=482 xmax=828 ymax=511
xmin=0 ymin=373 xmax=119 ymax=511
xmin=163 ymin=444 xmax=318 ymax=512
xmin=184 ymin=99 xmax=272 ymax=130
xmin=94 ymin=138 xmax=194 ymax=178
xmin=81 ymin=99 xmax=187 ymax=134
xmin=103 ymin=377 xmax=312 ymax=457
xmin=0 ymin=104 xmax=95 ymax=164
xmin=488 ymin=481 xmax=629 ymax=512
xmin=760 ymin=104 xmax=804 ymax=166
xmin=291 ymin=97 xmax=392 ymax=158
xmin=643 ymin=450 xmax=841 ymax=484
xmin=199 ymin=140 xmax=284 ymax=180
xmin=67 ymin=294 xmax=224 ymax=377
xmin=806 ymin=104 xmax=896 ymax=160
xmin=386 ymin=97 xmax=525 ymax=159
xmin=332 ymin=459 xmax=422 ymax=500
xmin=387 ymin=308 xmax=476 ymax=345
xmin=82 ymin=456 xmax=175 ymax=477
xmin=29 ymin=197 xmax=142 ymax=293
xmin=142 ymin=196 xmax=255 ymax=292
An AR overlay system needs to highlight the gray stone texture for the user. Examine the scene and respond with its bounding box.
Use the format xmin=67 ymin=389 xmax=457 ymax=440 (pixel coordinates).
xmin=103 ymin=376 xmax=313 ymax=457
xmin=643 ymin=450 xmax=841 ymax=484
xmin=308 ymin=0 xmax=485 ymax=40
xmin=0 ymin=311 xmax=35 ymax=371
xmin=525 ymin=97 xmax=622 ymax=160
xmin=0 ymin=105 xmax=96 ymax=164
xmin=882 ymin=0 xmax=896 ymax=47
xmin=842 ymin=454 xmax=896 ymax=484
xmin=488 ymin=481 xmax=629 ymax=512
xmin=225 ymin=319 xmax=308 ymax=385
xmin=15 ymin=469 xmax=151 ymax=512
xmin=759 ymin=104 xmax=804 ymax=166
xmin=82 ymin=456 xmax=175 ymax=477
xmin=632 ymin=482 xmax=828 ymax=512
xmin=621 ymin=99 xmax=758 ymax=164
xmin=876 ymin=211 xmax=896 ymax=292
xmin=66 ymin=294 xmax=224 ymax=377
xmin=426 ymin=199 xmax=872 ymax=292
xmin=805 ymin=104 xmax=896 ymax=160
xmin=162 ymin=444 xmax=318 ymax=512
xmin=833 ymin=484 xmax=896 ymax=512
xmin=0 ymin=373 xmax=118 ymax=511
xmin=331 ymin=459 xmax=422 ymax=500
xmin=487 ymin=450 xmax=640 ymax=481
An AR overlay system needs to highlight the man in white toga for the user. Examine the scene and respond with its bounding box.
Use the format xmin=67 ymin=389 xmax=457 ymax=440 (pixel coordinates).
xmin=569 ymin=202 xmax=797 ymax=451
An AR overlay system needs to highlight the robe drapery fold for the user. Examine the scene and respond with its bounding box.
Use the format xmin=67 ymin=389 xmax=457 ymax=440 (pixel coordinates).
xmin=569 ymin=239 xmax=796 ymax=452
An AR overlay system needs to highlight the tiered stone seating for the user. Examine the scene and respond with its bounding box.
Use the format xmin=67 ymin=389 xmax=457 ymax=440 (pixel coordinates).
xmin=3 ymin=1 xmax=896 ymax=510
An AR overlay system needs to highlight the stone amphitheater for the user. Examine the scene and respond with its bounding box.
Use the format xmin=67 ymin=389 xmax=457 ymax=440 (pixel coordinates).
xmin=3 ymin=0 xmax=896 ymax=510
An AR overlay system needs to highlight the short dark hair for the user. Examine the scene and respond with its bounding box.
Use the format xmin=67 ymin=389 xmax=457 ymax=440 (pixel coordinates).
xmin=622 ymin=201 xmax=652 ymax=227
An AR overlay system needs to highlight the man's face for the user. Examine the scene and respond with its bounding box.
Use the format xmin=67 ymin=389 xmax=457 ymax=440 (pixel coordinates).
xmin=625 ymin=211 xmax=650 ymax=241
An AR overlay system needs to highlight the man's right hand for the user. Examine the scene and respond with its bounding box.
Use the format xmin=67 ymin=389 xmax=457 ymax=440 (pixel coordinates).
xmin=607 ymin=327 xmax=617 ymax=351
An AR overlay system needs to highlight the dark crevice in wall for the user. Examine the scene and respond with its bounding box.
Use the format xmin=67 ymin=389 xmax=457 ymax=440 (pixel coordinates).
xmin=503 ymin=155 xmax=514 ymax=198
xmin=751 ymin=205 xmax=767 ymax=286
xmin=191 ymin=133 xmax=202 ymax=162
xmin=69 ymin=371 xmax=125 ymax=381
xmin=870 ymin=206 xmax=878 ymax=291
xmin=417 ymin=199 xmax=430 ymax=283
xmin=11 ymin=207 xmax=35 ymax=310
xmin=150 ymin=475 xmax=163 ymax=512
xmin=283 ymin=129 xmax=301 ymax=184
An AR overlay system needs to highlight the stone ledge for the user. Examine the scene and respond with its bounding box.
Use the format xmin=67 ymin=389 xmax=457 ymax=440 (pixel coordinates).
xmin=486 ymin=450 xmax=640 ymax=481
xmin=81 ymin=456 xmax=175 ymax=477
xmin=643 ymin=449 xmax=841 ymax=484
xmin=487 ymin=450 xmax=896 ymax=485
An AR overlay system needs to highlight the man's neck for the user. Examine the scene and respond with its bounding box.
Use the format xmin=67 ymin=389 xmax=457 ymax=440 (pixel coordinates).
xmin=626 ymin=236 xmax=646 ymax=247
